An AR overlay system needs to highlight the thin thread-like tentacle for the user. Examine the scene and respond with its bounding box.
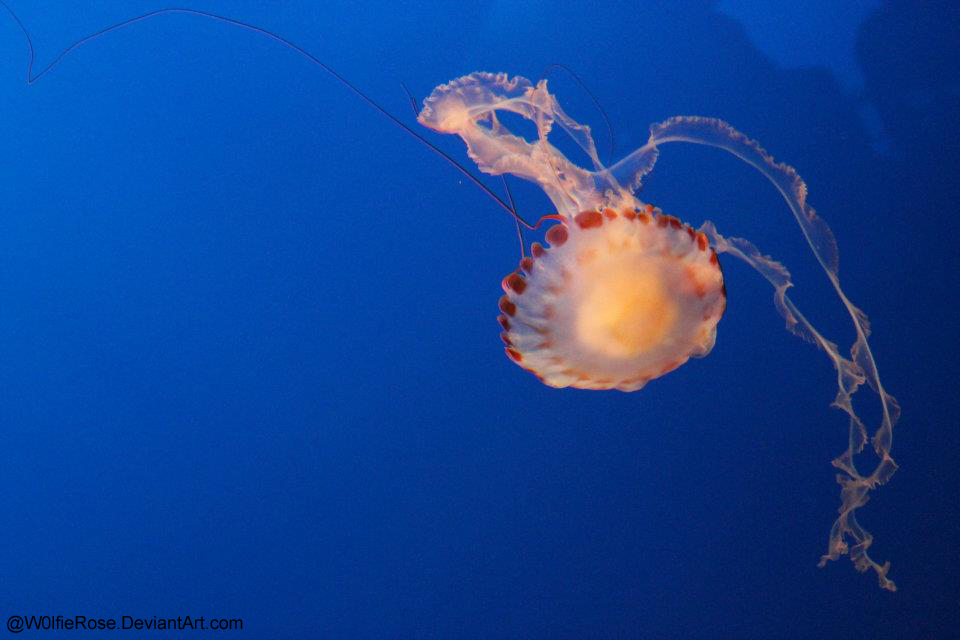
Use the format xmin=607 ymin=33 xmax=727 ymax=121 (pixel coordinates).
xmin=0 ymin=1 xmax=539 ymax=229
xmin=540 ymin=62 xmax=616 ymax=163
xmin=500 ymin=177 xmax=526 ymax=260
xmin=401 ymin=79 xmax=528 ymax=259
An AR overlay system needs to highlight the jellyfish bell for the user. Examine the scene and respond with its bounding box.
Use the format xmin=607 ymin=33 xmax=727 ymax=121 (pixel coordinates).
xmin=497 ymin=205 xmax=726 ymax=391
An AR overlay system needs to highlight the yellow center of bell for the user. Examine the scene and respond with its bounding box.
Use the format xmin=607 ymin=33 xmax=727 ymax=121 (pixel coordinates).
xmin=575 ymin=264 xmax=678 ymax=359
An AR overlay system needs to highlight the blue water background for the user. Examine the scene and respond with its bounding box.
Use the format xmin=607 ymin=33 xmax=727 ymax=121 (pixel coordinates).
xmin=1 ymin=1 xmax=957 ymax=637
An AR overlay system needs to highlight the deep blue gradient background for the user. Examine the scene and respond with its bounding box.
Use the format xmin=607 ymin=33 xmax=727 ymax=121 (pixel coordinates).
xmin=1 ymin=1 xmax=957 ymax=638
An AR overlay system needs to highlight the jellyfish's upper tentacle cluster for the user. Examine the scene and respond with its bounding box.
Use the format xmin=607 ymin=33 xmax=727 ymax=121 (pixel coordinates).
xmin=419 ymin=72 xmax=636 ymax=218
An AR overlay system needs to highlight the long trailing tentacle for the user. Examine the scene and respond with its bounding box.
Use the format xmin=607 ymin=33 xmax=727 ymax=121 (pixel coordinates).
xmin=637 ymin=116 xmax=900 ymax=591
xmin=0 ymin=1 xmax=538 ymax=229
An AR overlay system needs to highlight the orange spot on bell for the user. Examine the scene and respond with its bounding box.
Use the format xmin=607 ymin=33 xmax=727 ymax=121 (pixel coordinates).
xmin=497 ymin=315 xmax=511 ymax=330
xmin=505 ymin=347 xmax=523 ymax=363
xmin=520 ymin=257 xmax=534 ymax=272
xmin=500 ymin=332 xmax=513 ymax=346
xmin=697 ymin=232 xmax=708 ymax=251
xmin=623 ymin=209 xmax=637 ymax=221
xmin=575 ymin=210 xmax=604 ymax=229
xmin=709 ymin=252 xmax=718 ymax=265
xmin=603 ymin=207 xmax=618 ymax=220
xmin=531 ymin=242 xmax=545 ymax=258
xmin=546 ymin=224 xmax=568 ymax=246
xmin=503 ymin=272 xmax=527 ymax=294
xmin=498 ymin=296 xmax=516 ymax=317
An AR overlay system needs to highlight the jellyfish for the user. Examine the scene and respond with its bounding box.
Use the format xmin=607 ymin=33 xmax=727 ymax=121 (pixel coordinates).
xmin=0 ymin=1 xmax=901 ymax=591
xmin=418 ymin=72 xmax=901 ymax=590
